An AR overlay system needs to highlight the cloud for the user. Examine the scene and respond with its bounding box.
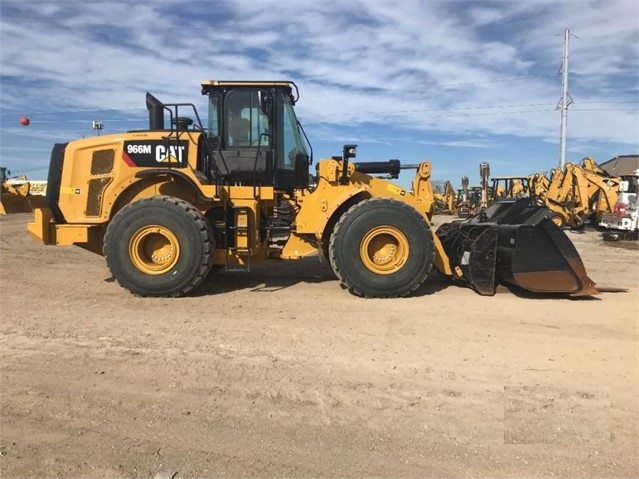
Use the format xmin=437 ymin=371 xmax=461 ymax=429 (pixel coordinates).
xmin=0 ymin=0 xmax=637 ymax=180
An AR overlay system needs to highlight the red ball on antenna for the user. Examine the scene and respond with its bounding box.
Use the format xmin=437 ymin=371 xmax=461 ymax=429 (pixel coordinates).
xmin=20 ymin=117 xmax=30 ymax=126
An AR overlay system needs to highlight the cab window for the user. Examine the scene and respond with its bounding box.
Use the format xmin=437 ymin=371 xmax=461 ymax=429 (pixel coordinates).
xmin=226 ymin=90 xmax=270 ymax=147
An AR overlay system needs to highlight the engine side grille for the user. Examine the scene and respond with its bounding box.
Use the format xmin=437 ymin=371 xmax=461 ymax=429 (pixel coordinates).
xmin=86 ymin=149 xmax=115 ymax=217
xmin=86 ymin=178 xmax=111 ymax=216
xmin=90 ymin=149 xmax=115 ymax=175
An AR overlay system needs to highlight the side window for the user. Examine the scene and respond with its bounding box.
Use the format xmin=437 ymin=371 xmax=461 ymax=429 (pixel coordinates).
xmin=207 ymin=94 xmax=220 ymax=138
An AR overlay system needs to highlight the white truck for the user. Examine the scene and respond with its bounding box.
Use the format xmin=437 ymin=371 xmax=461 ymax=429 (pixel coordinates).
xmin=599 ymin=169 xmax=639 ymax=240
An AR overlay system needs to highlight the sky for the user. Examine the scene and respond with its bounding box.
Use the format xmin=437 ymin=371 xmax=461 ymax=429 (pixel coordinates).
xmin=0 ymin=0 xmax=637 ymax=189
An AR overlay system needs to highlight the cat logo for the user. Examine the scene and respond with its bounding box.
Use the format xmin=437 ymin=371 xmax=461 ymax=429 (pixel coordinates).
xmin=122 ymin=140 xmax=189 ymax=168
xmin=156 ymin=145 xmax=186 ymax=163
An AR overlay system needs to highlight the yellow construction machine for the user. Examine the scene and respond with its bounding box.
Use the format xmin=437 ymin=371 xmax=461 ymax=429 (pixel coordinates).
xmin=579 ymin=157 xmax=621 ymax=223
xmin=433 ymin=180 xmax=457 ymax=214
xmin=455 ymin=176 xmax=483 ymax=218
xmin=479 ymin=162 xmax=491 ymax=210
xmin=491 ymin=176 xmax=530 ymax=200
xmin=455 ymin=176 xmax=470 ymax=217
xmin=537 ymin=159 xmax=620 ymax=228
xmin=1 ymin=167 xmax=48 ymax=215
xmin=27 ymin=81 xmax=599 ymax=297
xmin=528 ymin=171 xmax=550 ymax=199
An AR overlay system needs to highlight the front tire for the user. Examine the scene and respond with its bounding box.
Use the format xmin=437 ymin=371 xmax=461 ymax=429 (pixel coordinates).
xmin=104 ymin=196 xmax=215 ymax=296
xmin=329 ymin=198 xmax=435 ymax=298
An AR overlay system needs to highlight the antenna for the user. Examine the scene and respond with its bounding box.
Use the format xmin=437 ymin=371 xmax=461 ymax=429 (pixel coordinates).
xmin=556 ymin=29 xmax=576 ymax=170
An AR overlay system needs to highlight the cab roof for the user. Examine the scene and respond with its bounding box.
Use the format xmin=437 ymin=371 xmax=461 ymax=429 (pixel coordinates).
xmin=200 ymin=80 xmax=299 ymax=102
xmin=201 ymin=80 xmax=294 ymax=88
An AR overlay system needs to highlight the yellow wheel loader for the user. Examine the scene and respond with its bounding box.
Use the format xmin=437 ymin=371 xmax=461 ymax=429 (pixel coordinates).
xmin=0 ymin=167 xmax=48 ymax=215
xmin=27 ymin=81 xmax=598 ymax=297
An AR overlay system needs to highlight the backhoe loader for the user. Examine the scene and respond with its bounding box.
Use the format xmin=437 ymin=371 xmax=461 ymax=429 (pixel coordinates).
xmin=491 ymin=176 xmax=530 ymax=200
xmin=528 ymin=171 xmax=550 ymax=199
xmin=456 ymin=176 xmax=483 ymax=218
xmin=537 ymin=160 xmax=620 ymax=228
xmin=433 ymin=180 xmax=457 ymax=214
xmin=27 ymin=81 xmax=598 ymax=298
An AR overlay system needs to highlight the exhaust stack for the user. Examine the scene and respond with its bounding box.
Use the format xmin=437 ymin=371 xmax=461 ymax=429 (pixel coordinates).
xmin=146 ymin=92 xmax=164 ymax=130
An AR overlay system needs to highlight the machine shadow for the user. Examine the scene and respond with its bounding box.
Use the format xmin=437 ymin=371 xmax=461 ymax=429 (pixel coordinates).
xmin=192 ymin=258 xmax=454 ymax=297
xmin=497 ymin=284 xmax=602 ymax=301
xmin=194 ymin=257 xmax=336 ymax=296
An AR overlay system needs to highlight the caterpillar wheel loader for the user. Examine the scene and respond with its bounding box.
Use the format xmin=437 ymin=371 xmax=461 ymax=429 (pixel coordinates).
xmin=0 ymin=167 xmax=48 ymax=215
xmin=27 ymin=81 xmax=598 ymax=298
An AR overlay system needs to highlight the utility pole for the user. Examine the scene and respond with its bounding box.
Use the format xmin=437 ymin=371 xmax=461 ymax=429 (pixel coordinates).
xmin=557 ymin=29 xmax=574 ymax=170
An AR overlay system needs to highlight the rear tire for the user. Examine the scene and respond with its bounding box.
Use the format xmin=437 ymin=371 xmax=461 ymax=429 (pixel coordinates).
xmin=329 ymin=198 xmax=435 ymax=298
xmin=104 ymin=196 xmax=215 ymax=296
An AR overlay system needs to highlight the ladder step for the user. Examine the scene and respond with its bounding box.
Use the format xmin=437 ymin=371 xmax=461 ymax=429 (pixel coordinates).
xmin=224 ymin=205 xmax=252 ymax=272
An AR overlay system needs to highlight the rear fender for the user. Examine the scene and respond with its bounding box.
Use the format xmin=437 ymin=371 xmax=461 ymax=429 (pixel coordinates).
xmin=109 ymin=174 xmax=201 ymax=221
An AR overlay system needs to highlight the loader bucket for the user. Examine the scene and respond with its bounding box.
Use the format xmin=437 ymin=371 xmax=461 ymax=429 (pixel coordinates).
xmin=0 ymin=193 xmax=34 ymax=214
xmin=0 ymin=193 xmax=47 ymax=215
xmin=494 ymin=219 xmax=598 ymax=296
xmin=436 ymin=198 xmax=598 ymax=297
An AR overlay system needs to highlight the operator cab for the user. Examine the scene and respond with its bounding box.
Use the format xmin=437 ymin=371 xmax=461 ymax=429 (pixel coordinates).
xmin=201 ymin=80 xmax=312 ymax=190
xmin=491 ymin=176 xmax=530 ymax=200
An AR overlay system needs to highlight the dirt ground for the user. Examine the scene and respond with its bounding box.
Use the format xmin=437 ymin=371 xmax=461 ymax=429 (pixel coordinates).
xmin=0 ymin=212 xmax=637 ymax=479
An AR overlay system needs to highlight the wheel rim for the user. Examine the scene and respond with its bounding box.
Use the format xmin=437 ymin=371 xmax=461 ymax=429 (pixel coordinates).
xmin=551 ymin=215 xmax=564 ymax=227
xmin=360 ymin=226 xmax=408 ymax=274
xmin=129 ymin=225 xmax=180 ymax=275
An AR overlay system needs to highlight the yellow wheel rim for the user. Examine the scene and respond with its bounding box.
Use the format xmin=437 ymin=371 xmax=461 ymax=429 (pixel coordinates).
xmin=129 ymin=225 xmax=180 ymax=275
xmin=551 ymin=215 xmax=564 ymax=227
xmin=360 ymin=226 xmax=408 ymax=274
